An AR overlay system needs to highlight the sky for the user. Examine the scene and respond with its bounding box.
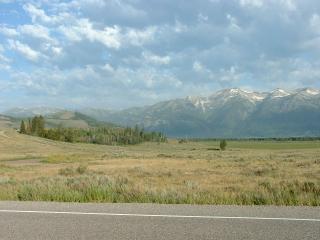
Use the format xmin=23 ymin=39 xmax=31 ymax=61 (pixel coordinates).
xmin=0 ymin=0 xmax=320 ymax=110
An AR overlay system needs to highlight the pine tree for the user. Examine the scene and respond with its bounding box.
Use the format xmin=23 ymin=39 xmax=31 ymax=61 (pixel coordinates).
xmin=27 ymin=119 xmax=32 ymax=134
xmin=31 ymin=116 xmax=38 ymax=134
xmin=20 ymin=120 xmax=26 ymax=134
xmin=38 ymin=115 xmax=45 ymax=136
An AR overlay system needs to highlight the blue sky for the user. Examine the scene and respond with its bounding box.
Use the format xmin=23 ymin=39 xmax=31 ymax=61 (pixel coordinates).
xmin=0 ymin=0 xmax=320 ymax=110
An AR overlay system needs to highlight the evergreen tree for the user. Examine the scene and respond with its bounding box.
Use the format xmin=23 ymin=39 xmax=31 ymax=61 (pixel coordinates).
xmin=38 ymin=115 xmax=45 ymax=136
xmin=31 ymin=116 xmax=38 ymax=134
xmin=20 ymin=120 xmax=26 ymax=134
xmin=22 ymin=115 xmax=166 ymax=146
xmin=27 ymin=119 xmax=32 ymax=134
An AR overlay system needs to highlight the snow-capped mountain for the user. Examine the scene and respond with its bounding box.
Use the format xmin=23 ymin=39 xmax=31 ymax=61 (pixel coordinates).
xmin=295 ymin=88 xmax=320 ymax=96
xmin=2 ymin=88 xmax=320 ymax=137
xmin=88 ymin=88 xmax=320 ymax=137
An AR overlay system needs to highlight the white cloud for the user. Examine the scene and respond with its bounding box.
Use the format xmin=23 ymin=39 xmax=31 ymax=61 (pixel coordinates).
xmin=198 ymin=13 xmax=209 ymax=23
xmin=60 ymin=18 xmax=122 ymax=49
xmin=8 ymin=40 xmax=41 ymax=62
xmin=303 ymin=14 xmax=320 ymax=51
xmin=219 ymin=66 xmax=242 ymax=83
xmin=125 ymin=26 xmax=157 ymax=46
xmin=60 ymin=18 xmax=157 ymax=49
xmin=239 ymin=0 xmax=264 ymax=8
xmin=77 ymin=19 xmax=121 ymax=49
xmin=23 ymin=4 xmax=53 ymax=23
xmin=8 ymin=64 xmax=183 ymax=106
xmin=0 ymin=53 xmax=10 ymax=63
xmin=193 ymin=60 xmax=246 ymax=86
xmin=51 ymin=46 xmax=62 ymax=56
xmin=173 ymin=20 xmax=188 ymax=33
xmin=59 ymin=25 xmax=82 ymax=42
xmin=0 ymin=63 xmax=11 ymax=71
xmin=310 ymin=14 xmax=320 ymax=34
xmin=193 ymin=61 xmax=204 ymax=72
xmin=0 ymin=26 xmax=19 ymax=37
xmin=239 ymin=0 xmax=296 ymax=10
xmin=19 ymin=24 xmax=53 ymax=41
xmin=101 ymin=63 xmax=114 ymax=72
xmin=280 ymin=0 xmax=296 ymax=11
xmin=143 ymin=52 xmax=171 ymax=65
xmin=22 ymin=3 xmax=69 ymax=24
xmin=226 ymin=14 xmax=241 ymax=31
xmin=0 ymin=44 xmax=9 ymax=65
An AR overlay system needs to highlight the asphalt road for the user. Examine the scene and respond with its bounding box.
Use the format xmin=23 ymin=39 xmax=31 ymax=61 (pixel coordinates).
xmin=0 ymin=201 xmax=319 ymax=240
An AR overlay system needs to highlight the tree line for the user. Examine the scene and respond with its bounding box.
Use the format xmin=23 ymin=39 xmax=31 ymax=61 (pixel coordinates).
xmin=20 ymin=116 xmax=167 ymax=145
xmin=20 ymin=116 xmax=45 ymax=136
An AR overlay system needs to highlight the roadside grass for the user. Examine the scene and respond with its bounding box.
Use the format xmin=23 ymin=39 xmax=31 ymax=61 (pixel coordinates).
xmin=0 ymin=172 xmax=318 ymax=205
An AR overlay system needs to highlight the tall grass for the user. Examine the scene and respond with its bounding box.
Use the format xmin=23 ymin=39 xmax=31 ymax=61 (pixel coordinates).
xmin=0 ymin=172 xmax=318 ymax=205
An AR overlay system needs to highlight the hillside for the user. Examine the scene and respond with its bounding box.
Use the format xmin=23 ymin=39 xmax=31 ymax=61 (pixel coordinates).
xmin=45 ymin=111 xmax=104 ymax=128
xmin=4 ymin=110 xmax=117 ymax=129
xmin=0 ymin=115 xmax=14 ymax=128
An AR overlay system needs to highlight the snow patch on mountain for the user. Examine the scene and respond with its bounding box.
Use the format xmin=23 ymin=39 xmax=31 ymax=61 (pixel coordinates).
xmin=212 ymin=88 xmax=266 ymax=103
xmin=187 ymin=96 xmax=210 ymax=112
xmin=269 ymin=89 xmax=291 ymax=98
xmin=297 ymin=88 xmax=320 ymax=96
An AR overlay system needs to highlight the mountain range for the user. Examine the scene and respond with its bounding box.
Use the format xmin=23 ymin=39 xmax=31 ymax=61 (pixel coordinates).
xmin=2 ymin=88 xmax=320 ymax=138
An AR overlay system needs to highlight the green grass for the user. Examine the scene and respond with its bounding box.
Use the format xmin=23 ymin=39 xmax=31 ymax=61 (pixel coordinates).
xmin=0 ymin=164 xmax=17 ymax=174
xmin=41 ymin=154 xmax=91 ymax=163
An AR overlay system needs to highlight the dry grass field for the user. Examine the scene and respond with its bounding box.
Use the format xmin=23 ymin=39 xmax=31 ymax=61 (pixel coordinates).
xmin=0 ymin=125 xmax=319 ymax=205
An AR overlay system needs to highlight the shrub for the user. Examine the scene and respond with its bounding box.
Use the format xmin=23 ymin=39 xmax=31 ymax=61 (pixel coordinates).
xmin=59 ymin=165 xmax=88 ymax=176
xmin=59 ymin=167 xmax=75 ymax=176
xmin=76 ymin=165 xmax=88 ymax=174
xmin=178 ymin=139 xmax=188 ymax=144
xmin=220 ymin=140 xmax=227 ymax=151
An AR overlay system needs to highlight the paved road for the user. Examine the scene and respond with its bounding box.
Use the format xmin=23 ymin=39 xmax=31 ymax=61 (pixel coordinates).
xmin=0 ymin=201 xmax=319 ymax=240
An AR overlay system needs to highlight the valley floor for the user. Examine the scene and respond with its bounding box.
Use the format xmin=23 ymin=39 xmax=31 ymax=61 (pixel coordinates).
xmin=0 ymin=127 xmax=319 ymax=205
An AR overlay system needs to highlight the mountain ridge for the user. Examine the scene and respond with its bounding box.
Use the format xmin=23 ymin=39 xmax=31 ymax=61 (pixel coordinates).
xmin=2 ymin=88 xmax=320 ymax=138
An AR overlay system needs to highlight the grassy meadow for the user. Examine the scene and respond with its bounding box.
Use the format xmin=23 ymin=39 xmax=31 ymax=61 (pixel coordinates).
xmin=0 ymin=127 xmax=319 ymax=205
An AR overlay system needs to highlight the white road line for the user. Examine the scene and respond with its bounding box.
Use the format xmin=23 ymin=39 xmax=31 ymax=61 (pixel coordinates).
xmin=0 ymin=209 xmax=319 ymax=222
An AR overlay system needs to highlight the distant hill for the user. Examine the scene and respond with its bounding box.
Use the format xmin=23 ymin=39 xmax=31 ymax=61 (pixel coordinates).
xmin=45 ymin=111 xmax=92 ymax=128
xmin=46 ymin=111 xmax=117 ymax=128
xmin=2 ymin=107 xmax=63 ymax=118
xmin=0 ymin=114 xmax=15 ymax=128
xmin=2 ymin=109 xmax=116 ymax=129
xmin=3 ymin=88 xmax=320 ymax=138
xmin=80 ymin=108 xmax=114 ymax=121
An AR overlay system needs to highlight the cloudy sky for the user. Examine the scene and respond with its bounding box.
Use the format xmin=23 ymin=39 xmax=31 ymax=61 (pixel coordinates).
xmin=0 ymin=0 xmax=320 ymax=110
